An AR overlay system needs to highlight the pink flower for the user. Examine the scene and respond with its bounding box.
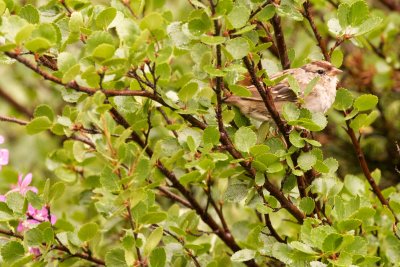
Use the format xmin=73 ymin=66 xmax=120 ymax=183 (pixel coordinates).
xmin=0 ymin=136 xmax=4 ymax=144
xmin=17 ymin=205 xmax=57 ymax=232
xmin=0 ymin=195 xmax=6 ymax=202
xmin=29 ymin=247 xmax=41 ymax=256
xmin=9 ymin=173 xmax=38 ymax=196
xmin=0 ymin=149 xmax=8 ymax=170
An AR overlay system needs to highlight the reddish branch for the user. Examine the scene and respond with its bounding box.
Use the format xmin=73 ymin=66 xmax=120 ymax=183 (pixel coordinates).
xmin=0 ymin=229 xmax=105 ymax=265
xmin=301 ymin=1 xmax=330 ymax=61
xmin=0 ymin=114 xmax=28 ymax=125
xmin=0 ymin=86 xmax=33 ymax=118
xmin=345 ymin=120 xmax=399 ymax=223
xmin=269 ymin=0 xmax=290 ymax=69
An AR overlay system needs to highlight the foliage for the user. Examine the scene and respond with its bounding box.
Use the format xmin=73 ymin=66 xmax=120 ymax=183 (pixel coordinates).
xmin=0 ymin=0 xmax=399 ymax=266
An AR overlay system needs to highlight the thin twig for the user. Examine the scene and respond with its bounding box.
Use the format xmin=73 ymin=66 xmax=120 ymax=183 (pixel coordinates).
xmin=345 ymin=119 xmax=399 ymax=223
xmin=0 ymin=86 xmax=33 ymax=117
xmin=301 ymin=1 xmax=330 ymax=61
xmin=0 ymin=114 xmax=28 ymax=125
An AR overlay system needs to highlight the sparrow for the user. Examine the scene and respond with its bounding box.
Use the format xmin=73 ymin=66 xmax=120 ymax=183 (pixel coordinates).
xmin=224 ymin=61 xmax=343 ymax=121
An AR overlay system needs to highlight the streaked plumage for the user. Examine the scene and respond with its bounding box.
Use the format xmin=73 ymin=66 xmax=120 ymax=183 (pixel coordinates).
xmin=224 ymin=61 xmax=342 ymax=121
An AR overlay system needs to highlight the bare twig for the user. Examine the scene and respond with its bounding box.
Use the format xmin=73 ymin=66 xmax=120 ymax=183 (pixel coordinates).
xmin=301 ymin=1 xmax=330 ymax=61
xmin=0 ymin=86 xmax=33 ymax=117
xmin=0 ymin=114 xmax=28 ymax=125
xmin=345 ymin=119 xmax=399 ymax=223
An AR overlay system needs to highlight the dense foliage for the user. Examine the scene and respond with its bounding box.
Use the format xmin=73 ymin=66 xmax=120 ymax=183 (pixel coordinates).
xmin=0 ymin=0 xmax=400 ymax=266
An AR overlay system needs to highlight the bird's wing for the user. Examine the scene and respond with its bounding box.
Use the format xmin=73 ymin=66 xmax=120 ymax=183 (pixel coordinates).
xmin=243 ymin=82 xmax=297 ymax=103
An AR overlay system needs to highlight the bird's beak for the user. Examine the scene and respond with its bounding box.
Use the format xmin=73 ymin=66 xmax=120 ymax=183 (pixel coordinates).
xmin=330 ymin=68 xmax=343 ymax=76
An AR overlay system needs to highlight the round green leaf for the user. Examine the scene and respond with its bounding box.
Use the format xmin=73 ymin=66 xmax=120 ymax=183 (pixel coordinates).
xmin=234 ymin=127 xmax=257 ymax=153
xmin=225 ymin=37 xmax=250 ymax=59
xmin=78 ymin=222 xmax=99 ymax=241
xmin=95 ymin=7 xmax=117 ymax=29
xmin=299 ymin=197 xmax=315 ymax=215
xmin=231 ymin=249 xmax=256 ymax=262
xmin=334 ymin=88 xmax=353 ymax=110
xmin=26 ymin=116 xmax=52 ymax=135
xmin=297 ymin=152 xmax=317 ymax=171
xmin=353 ymin=94 xmax=378 ymax=111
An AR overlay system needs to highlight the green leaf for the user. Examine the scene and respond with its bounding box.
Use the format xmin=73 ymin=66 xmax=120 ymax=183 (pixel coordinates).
xmin=231 ymin=249 xmax=256 ymax=262
xmin=34 ymin=104 xmax=54 ymax=121
xmin=1 ymin=241 xmax=25 ymax=263
xmin=290 ymin=241 xmax=318 ymax=254
xmin=331 ymin=49 xmax=343 ymax=68
xmin=299 ymin=197 xmax=315 ymax=215
xmin=287 ymin=75 xmax=300 ymax=96
xmin=141 ymin=212 xmax=167 ymax=224
xmin=349 ymin=0 xmax=369 ymax=26
xmin=200 ymin=35 xmax=226 ymax=45
xmin=355 ymin=17 xmax=382 ymax=36
xmin=178 ymin=82 xmax=198 ymax=103
xmin=322 ymin=233 xmax=343 ymax=252
xmin=25 ymin=37 xmax=51 ymax=53
xmin=6 ymin=192 xmax=25 ymax=214
xmin=255 ymin=5 xmax=276 ymax=22
xmin=304 ymin=76 xmax=320 ymax=97
xmin=338 ymin=3 xmax=350 ymax=28
xmin=62 ymin=64 xmax=81 ymax=83
xmin=26 ymin=116 xmax=52 ymax=134
xmin=277 ymin=4 xmax=303 ymax=21
xmin=282 ymin=102 xmax=300 ymax=121
xmin=224 ymin=183 xmax=247 ymax=202
xmin=180 ymin=170 xmax=201 ymax=186
xmin=92 ymin=43 xmax=115 ymax=61
xmin=298 ymin=152 xmax=317 ymax=171
xmin=353 ymin=94 xmax=378 ymax=111
xmin=15 ymin=24 xmax=35 ymax=44
xmin=229 ymin=84 xmax=252 ymax=97
xmin=26 ymin=191 xmax=43 ymax=210
xmin=48 ymin=182 xmax=65 ymax=202
xmin=203 ymin=65 xmax=226 ymax=77
xmin=100 ymin=167 xmax=121 ymax=193
xmin=349 ymin=113 xmax=367 ymax=132
xmin=149 ymin=247 xmax=166 ymax=267
xmin=334 ymin=88 xmax=353 ymax=110
xmin=95 ymin=7 xmax=117 ymax=29
xmin=69 ymin=12 xmax=84 ymax=32
xmin=25 ymin=228 xmax=44 ymax=246
xmin=144 ymin=227 xmax=163 ymax=256
xmin=105 ymin=248 xmax=128 ymax=267
xmin=19 ymin=4 xmax=39 ymax=24
xmin=234 ymin=127 xmax=257 ymax=153
xmin=203 ymin=126 xmax=220 ymax=145
xmin=227 ymin=5 xmax=250 ymax=29
xmin=225 ymin=37 xmax=249 ymax=59
xmin=78 ymin=222 xmax=99 ymax=241
xmin=57 ymin=52 xmax=77 ymax=73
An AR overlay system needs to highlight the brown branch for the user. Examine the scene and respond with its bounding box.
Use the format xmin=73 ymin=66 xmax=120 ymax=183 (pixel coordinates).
xmin=157 ymin=185 xmax=193 ymax=209
xmin=301 ymin=1 xmax=330 ymax=61
xmin=345 ymin=119 xmax=398 ymax=223
xmin=269 ymin=2 xmax=290 ymax=69
xmin=0 ymin=114 xmax=28 ymax=125
xmin=377 ymin=0 xmax=400 ymax=11
xmin=0 ymin=228 xmax=105 ymax=265
xmin=0 ymin=86 xmax=33 ymax=117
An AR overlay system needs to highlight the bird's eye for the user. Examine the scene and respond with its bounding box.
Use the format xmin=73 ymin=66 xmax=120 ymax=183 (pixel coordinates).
xmin=317 ymin=69 xmax=325 ymax=75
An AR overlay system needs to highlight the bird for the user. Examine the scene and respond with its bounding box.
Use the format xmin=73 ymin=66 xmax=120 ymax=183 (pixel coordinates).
xmin=224 ymin=61 xmax=343 ymax=121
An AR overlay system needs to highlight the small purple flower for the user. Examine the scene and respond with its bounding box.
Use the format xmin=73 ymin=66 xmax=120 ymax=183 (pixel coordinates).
xmin=0 ymin=149 xmax=8 ymax=170
xmin=9 ymin=173 xmax=38 ymax=196
xmin=17 ymin=205 xmax=57 ymax=232
xmin=29 ymin=247 xmax=41 ymax=257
